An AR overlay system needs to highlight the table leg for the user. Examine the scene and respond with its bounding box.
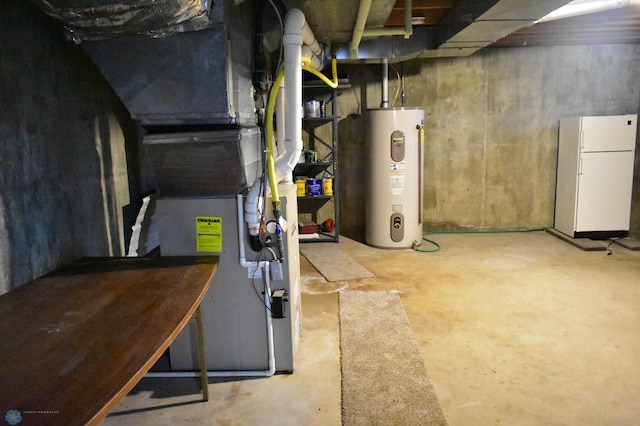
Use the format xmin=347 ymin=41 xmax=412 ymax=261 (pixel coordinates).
xmin=194 ymin=305 xmax=209 ymax=401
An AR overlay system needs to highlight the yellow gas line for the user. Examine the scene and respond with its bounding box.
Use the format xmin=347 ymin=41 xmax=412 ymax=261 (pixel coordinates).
xmin=265 ymin=68 xmax=285 ymax=205
xmin=264 ymin=57 xmax=338 ymax=207
xmin=302 ymin=57 xmax=338 ymax=88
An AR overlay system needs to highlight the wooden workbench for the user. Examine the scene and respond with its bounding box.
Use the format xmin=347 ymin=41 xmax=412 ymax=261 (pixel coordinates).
xmin=0 ymin=256 xmax=218 ymax=426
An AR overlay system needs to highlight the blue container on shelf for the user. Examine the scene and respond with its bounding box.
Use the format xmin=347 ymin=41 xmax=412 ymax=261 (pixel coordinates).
xmin=307 ymin=179 xmax=322 ymax=196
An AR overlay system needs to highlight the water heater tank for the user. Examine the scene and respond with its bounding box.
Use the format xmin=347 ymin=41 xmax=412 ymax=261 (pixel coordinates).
xmin=365 ymin=108 xmax=424 ymax=249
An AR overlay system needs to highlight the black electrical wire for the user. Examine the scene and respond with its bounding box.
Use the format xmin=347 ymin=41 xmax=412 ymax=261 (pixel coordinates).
xmin=249 ymin=267 xmax=271 ymax=313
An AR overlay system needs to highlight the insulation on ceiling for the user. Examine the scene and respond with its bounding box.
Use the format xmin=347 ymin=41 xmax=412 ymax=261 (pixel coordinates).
xmin=32 ymin=0 xmax=215 ymax=42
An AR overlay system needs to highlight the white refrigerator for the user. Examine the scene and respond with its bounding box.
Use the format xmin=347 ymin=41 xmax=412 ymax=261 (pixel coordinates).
xmin=555 ymin=114 xmax=637 ymax=239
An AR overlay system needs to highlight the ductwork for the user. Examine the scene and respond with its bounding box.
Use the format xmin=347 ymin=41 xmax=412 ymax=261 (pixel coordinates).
xmin=81 ymin=2 xmax=256 ymax=125
xmin=335 ymin=0 xmax=574 ymax=63
xmin=31 ymin=0 xmax=218 ymax=42
xmin=72 ymin=0 xmax=262 ymax=199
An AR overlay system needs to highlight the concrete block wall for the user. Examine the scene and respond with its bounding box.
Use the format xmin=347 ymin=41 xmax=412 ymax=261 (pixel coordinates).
xmin=337 ymin=45 xmax=640 ymax=242
xmin=0 ymin=1 xmax=142 ymax=294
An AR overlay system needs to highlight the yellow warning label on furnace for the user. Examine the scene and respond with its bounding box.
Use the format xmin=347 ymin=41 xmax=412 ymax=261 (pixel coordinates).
xmin=196 ymin=216 xmax=222 ymax=252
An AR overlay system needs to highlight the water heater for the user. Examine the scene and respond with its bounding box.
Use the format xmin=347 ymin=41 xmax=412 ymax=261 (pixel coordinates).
xmin=365 ymin=108 xmax=424 ymax=249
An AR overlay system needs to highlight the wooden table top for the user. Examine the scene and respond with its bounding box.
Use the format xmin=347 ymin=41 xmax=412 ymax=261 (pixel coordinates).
xmin=0 ymin=256 xmax=218 ymax=426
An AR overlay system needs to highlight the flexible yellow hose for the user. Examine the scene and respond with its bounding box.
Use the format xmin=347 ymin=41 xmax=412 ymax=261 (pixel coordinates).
xmin=301 ymin=57 xmax=338 ymax=88
xmin=265 ymin=68 xmax=285 ymax=205
xmin=265 ymin=57 xmax=337 ymax=205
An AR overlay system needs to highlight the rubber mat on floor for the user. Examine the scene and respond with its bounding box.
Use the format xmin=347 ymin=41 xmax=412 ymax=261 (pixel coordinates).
xmin=339 ymin=291 xmax=448 ymax=425
xmin=299 ymin=245 xmax=374 ymax=282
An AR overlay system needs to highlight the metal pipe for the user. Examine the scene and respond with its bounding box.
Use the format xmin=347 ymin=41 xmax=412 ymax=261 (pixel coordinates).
xmin=401 ymin=63 xmax=405 ymax=107
xmin=381 ymin=60 xmax=389 ymax=108
xmin=358 ymin=0 xmax=413 ymax=45
xmin=403 ymin=0 xmax=413 ymax=39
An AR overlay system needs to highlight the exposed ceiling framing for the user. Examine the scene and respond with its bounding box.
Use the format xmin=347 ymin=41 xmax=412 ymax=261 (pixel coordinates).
xmin=31 ymin=0 xmax=640 ymax=63
xmin=385 ymin=0 xmax=640 ymax=47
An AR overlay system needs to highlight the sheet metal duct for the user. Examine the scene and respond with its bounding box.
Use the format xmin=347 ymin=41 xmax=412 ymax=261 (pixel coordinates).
xmin=330 ymin=0 xmax=573 ymax=62
xmin=81 ymin=2 xmax=255 ymax=126
xmin=143 ymin=128 xmax=261 ymax=197
xmin=437 ymin=0 xmax=574 ymax=54
xmin=66 ymin=0 xmax=261 ymax=197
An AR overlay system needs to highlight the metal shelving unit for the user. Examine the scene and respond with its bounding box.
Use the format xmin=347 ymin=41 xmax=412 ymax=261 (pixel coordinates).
xmin=295 ymin=81 xmax=343 ymax=243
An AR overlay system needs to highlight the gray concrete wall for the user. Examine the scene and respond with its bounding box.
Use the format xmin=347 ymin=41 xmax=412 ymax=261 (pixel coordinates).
xmin=2 ymin=1 xmax=639 ymax=293
xmin=0 ymin=1 xmax=142 ymax=294
xmin=337 ymin=45 xmax=640 ymax=242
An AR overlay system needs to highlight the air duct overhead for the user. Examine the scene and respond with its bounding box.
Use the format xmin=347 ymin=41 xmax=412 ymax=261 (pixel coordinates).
xmin=437 ymin=0 xmax=574 ymax=54
xmin=329 ymin=0 xmax=574 ymax=62
xmin=80 ymin=2 xmax=256 ymax=126
xmin=31 ymin=0 xmax=218 ymax=42
xmin=35 ymin=0 xmax=263 ymax=197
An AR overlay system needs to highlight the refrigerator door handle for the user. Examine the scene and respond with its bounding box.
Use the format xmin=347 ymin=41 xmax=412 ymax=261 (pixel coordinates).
xmin=579 ymin=130 xmax=584 ymax=150
xmin=578 ymin=156 xmax=583 ymax=175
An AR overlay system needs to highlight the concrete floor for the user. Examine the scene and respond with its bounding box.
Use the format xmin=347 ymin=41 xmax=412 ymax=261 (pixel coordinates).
xmin=102 ymin=231 xmax=640 ymax=425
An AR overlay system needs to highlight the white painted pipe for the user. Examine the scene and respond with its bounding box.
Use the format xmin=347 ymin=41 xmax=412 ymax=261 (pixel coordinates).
xmin=362 ymin=26 xmax=409 ymax=37
xmin=353 ymin=0 xmax=413 ymax=54
xmin=238 ymin=194 xmax=268 ymax=269
xmin=403 ymin=0 xmax=413 ymax=39
xmin=302 ymin=45 xmax=323 ymax=70
xmin=276 ymin=79 xmax=285 ymax=155
xmin=275 ymin=75 xmax=295 ymax=183
xmin=274 ymin=8 xmax=310 ymax=182
xmin=291 ymin=8 xmax=322 ymax=58
xmin=350 ymin=0 xmax=373 ymax=53
xmin=244 ymin=182 xmax=263 ymax=237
